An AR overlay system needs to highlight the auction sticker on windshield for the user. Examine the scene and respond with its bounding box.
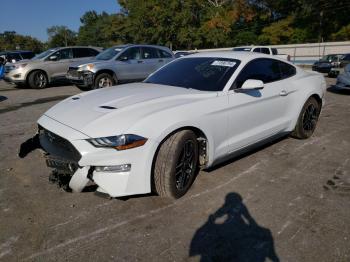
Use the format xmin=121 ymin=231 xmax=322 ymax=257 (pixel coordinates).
xmin=211 ymin=60 xmax=237 ymax=67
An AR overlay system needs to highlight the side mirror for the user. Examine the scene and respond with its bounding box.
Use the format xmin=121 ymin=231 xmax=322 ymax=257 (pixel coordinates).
xmin=241 ymin=79 xmax=264 ymax=90
xmin=119 ymin=56 xmax=128 ymax=61
xmin=49 ymin=55 xmax=58 ymax=61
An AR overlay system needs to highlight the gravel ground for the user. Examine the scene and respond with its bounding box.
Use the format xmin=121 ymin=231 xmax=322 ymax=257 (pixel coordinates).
xmin=0 ymin=78 xmax=349 ymax=262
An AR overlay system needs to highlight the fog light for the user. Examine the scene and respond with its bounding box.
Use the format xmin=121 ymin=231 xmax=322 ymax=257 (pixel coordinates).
xmin=95 ymin=164 xmax=131 ymax=173
xmin=13 ymin=74 xmax=21 ymax=78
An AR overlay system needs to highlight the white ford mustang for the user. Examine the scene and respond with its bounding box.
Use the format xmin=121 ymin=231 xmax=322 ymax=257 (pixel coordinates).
xmin=34 ymin=52 xmax=326 ymax=198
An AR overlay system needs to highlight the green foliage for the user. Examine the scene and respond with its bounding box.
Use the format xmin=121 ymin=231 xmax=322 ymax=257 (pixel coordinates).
xmin=0 ymin=31 xmax=44 ymax=53
xmin=332 ymin=24 xmax=350 ymax=41
xmin=47 ymin=26 xmax=77 ymax=48
xmin=1 ymin=1 xmax=350 ymax=52
xmin=77 ymin=11 xmax=126 ymax=47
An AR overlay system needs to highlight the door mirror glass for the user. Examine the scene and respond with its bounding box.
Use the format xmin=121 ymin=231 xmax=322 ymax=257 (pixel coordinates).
xmin=49 ymin=55 xmax=58 ymax=61
xmin=241 ymin=79 xmax=264 ymax=90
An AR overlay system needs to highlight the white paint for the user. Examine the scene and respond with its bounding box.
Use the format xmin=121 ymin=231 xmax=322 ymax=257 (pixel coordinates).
xmin=37 ymin=51 xmax=326 ymax=198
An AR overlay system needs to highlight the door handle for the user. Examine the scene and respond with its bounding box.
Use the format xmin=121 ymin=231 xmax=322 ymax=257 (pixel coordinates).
xmin=158 ymin=59 xmax=164 ymax=62
xmin=137 ymin=60 xmax=144 ymax=63
xmin=279 ymin=90 xmax=288 ymax=96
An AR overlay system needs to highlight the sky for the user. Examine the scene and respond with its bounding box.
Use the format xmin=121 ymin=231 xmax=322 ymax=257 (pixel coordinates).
xmin=0 ymin=0 xmax=120 ymax=41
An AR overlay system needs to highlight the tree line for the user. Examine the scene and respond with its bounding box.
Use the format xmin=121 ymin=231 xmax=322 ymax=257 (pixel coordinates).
xmin=1 ymin=0 xmax=350 ymax=53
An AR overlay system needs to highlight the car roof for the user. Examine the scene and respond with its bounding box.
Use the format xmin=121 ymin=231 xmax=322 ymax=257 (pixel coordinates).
xmin=187 ymin=51 xmax=292 ymax=64
xmin=234 ymin=46 xmax=273 ymax=49
xmin=53 ymin=46 xmax=102 ymax=50
xmin=0 ymin=50 xmax=34 ymax=54
xmin=112 ymin=44 xmax=172 ymax=50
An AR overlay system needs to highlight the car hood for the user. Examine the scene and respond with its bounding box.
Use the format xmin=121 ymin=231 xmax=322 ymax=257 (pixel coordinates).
xmin=69 ymin=59 xmax=108 ymax=68
xmin=43 ymin=83 xmax=216 ymax=138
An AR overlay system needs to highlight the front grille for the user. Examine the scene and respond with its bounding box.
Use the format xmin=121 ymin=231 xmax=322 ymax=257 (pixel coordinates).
xmin=39 ymin=126 xmax=81 ymax=163
xmin=67 ymin=67 xmax=81 ymax=78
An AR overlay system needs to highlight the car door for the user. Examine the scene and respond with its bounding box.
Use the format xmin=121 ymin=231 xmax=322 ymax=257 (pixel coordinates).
xmin=226 ymin=58 xmax=291 ymax=153
xmin=140 ymin=47 xmax=164 ymax=77
xmin=48 ymin=48 xmax=73 ymax=79
xmin=157 ymin=48 xmax=174 ymax=66
xmin=116 ymin=47 xmax=146 ymax=81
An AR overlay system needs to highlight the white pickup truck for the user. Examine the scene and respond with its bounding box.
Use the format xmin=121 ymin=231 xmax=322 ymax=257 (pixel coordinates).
xmin=233 ymin=46 xmax=291 ymax=61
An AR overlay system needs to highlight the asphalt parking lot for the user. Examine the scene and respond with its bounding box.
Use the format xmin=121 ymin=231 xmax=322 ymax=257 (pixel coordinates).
xmin=0 ymin=78 xmax=349 ymax=262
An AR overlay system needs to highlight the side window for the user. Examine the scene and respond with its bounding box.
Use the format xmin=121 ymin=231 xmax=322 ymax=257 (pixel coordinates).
xmin=21 ymin=52 xmax=35 ymax=59
xmin=7 ymin=53 xmax=22 ymax=61
xmin=88 ymin=48 xmax=99 ymax=56
xmin=260 ymin=48 xmax=270 ymax=54
xmin=73 ymin=48 xmax=90 ymax=58
xmin=158 ymin=49 xmax=172 ymax=58
xmin=279 ymin=61 xmax=296 ymax=79
xmin=142 ymin=47 xmax=159 ymax=59
xmin=272 ymin=48 xmax=278 ymax=55
xmin=55 ymin=48 xmax=73 ymax=60
xmin=233 ymin=58 xmax=282 ymax=89
xmin=253 ymin=48 xmax=261 ymax=53
xmin=120 ymin=47 xmax=141 ymax=60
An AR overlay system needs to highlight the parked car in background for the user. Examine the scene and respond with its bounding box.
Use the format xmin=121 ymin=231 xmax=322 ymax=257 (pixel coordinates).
xmin=335 ymin=64 xmax=350 ymax=90
xmin=0 ymin=50 xmax=35 ymax=63
xmin=4 ymin=46 xmax=101 ymax=88
xmin=0 ymin=56 xmax=5 ymax=80
xmin=29 ymin=52 xmax=326 ymax=198
xmin=328 ymin=53 xmax=350 ymax=77
xmin=312 ymin=54 xmax=343 ymax=76
xmin=66 ymin=44 xmax=174 ymax=90
xmin=233 ymin=46 xmax=290 ymax=61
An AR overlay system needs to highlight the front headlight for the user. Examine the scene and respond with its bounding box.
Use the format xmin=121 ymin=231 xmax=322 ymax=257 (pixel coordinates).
xmin=86 ymin=64 xmax=94 ymax=71
xmin=14 ymin=63 xmax=27 ymax=69
xmin=87 ymin=134 xmax=147 ymax=150
xmin=78 ymin=63 xmax=94 ymax=72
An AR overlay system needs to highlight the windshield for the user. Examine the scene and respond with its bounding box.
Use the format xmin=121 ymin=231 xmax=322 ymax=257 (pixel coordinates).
xmin=145 ymin=57 xmax=241 ymax=91
xmin=32 ymin=49 xmax=57 ymax=60
xmin=233 ymin=47 xmax=252 ymax=51
xmin=96 ymin=47 xmax=123 ymax=60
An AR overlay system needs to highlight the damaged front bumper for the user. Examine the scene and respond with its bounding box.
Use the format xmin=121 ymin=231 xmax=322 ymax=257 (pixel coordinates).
xmin=20 ymin=115 xmax=155 ymax=197
xmin=66 ymin=68 xmax=94 ymax=87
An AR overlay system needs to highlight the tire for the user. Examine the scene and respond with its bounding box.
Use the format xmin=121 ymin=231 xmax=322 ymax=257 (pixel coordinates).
xmin=28 ymin=70 xmax=48 ymax=89
xmin=153 ymin=130 xmax=199 ymax=199
xmin=291 ymin=97 xmax=320 ymax=139
xmin=93 ymin=73 xmax=116 ymax=89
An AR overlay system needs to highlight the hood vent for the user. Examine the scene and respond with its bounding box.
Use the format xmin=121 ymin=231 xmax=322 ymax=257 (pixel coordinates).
xmin=99 ymin=105 xmax=117 ymax=110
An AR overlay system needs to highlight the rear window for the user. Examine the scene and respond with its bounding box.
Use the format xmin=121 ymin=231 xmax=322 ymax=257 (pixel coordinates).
xmin=73 ymin=48 xmax=99 ymax=58
xmin=20 ymin=52 xmax=35 ymax=59
xmin=343 ymin=54 xmax=350 ymax=60
xmin=158 ymin=49 xmax=173 ymax=58
xmin=279 ymin=61 xmax=296 ymax=79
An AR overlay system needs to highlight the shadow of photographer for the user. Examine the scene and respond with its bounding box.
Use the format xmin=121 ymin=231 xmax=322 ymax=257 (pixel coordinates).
xmin=190 ymin=193 xmax=279 ymax=262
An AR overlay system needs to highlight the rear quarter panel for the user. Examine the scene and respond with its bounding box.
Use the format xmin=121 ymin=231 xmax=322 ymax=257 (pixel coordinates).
xmin=286 ymin=69 xmax=326 ymax=131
